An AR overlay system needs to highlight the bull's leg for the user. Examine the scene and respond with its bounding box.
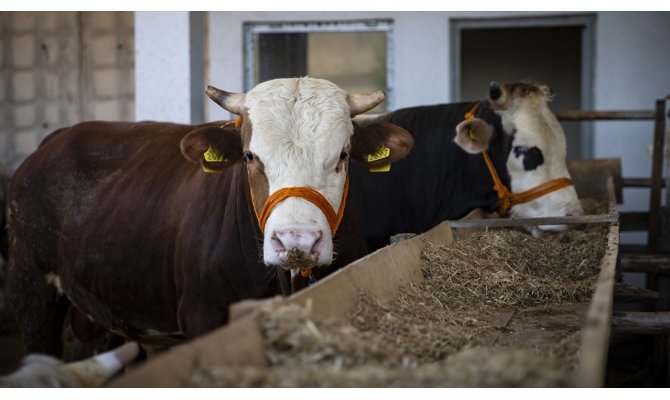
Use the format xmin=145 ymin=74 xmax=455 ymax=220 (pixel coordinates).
xmin=61 ymin=307 xmax=125 ymax=362
xmin=8 ymin=251 xmax=68 ymax=358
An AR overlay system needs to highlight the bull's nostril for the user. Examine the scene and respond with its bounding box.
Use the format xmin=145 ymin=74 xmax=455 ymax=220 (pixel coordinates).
xmin=310 ymin=231 xmax=324 ymax=254
xmin=271 ymin=233 xmax=286 ymax=252
xmin=272 ymin=229 xmax=322 ymax=257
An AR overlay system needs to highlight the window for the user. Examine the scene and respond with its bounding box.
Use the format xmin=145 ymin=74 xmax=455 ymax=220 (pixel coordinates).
xmin=244 ymin=20 xmax=393 ymax=112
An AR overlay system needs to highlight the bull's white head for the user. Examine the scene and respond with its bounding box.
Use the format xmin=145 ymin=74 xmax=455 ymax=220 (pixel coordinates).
xmin=181 ymin=77 xmax=413 ymax=271
xmin=455 ymin=81 xmax=583 ymax=235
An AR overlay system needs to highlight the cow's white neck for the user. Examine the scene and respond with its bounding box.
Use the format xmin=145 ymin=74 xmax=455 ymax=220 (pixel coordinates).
xmin=498 ymin=97 xmax=583 ymax=231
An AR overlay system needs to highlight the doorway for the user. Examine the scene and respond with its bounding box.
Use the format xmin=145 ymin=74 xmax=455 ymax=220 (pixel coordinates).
xmin=451 ymin=15 xmax=596 ymax=160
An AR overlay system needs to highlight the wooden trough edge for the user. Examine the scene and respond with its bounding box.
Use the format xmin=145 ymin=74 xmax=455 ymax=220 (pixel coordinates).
xmin=576 ymin=176 xmax=620 ymax=388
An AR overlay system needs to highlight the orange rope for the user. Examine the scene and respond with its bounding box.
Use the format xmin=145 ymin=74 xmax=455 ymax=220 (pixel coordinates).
xmin=482 ymin=151 xmax=513 ymax=214
xmin=253 ymin=176 xmax=349 ymax=236
xmin=481 ymin=151 xmax=573 ymax=215
xmin=509 ymin=178 xmax=573 ymax=207
xmin=464 ymin=102 xmax=480 ymax=120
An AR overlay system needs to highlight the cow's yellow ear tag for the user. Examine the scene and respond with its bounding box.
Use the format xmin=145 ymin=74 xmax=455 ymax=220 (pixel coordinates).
xmin=367 ymin=144 xmax=391 ymax=173
xmin=202 ymin=165 xmax=223 ymax=173
xmin=204 ymin=146 xmax=227 ymax=163
xmin=468 ymin=129 xmax=478 ymax=141
xmin=369 ymin=163 xmax=391 ymax=173
xmin=202 ymin=145 xmax=227 ymax=173
xmin=367 ymin=144 xmax=391 ymax=163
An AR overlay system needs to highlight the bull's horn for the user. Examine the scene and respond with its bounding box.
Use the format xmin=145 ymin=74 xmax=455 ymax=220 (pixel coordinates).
xmin=347 ymin=91 xmax=386 ymax=116
xmin=206 ymin=85 xmax=246 ymax=115
xmin=61 ymin=341 xmax=140 ymax=387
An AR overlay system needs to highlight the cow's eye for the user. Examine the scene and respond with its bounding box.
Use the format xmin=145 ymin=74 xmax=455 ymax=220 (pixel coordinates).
xmin=513 ymin=146 xmax=527 ymax=158
xmin=244 ymin=151 xmax=254 ymax=162
xmin=339 ymin=151 xmax=349 ymax=161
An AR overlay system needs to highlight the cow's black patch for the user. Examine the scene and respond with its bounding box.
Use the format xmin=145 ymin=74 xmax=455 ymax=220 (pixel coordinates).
xmin=513 ymin=145 xmax=544 ymax=171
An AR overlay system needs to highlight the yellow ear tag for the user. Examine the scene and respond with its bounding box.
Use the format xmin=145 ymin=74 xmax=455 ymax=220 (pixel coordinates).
xmin=202 ymin=146 xmax=228 ymax=173
xmin=369 ymin=163 xmax=391 ymax=173
xmin=468 ymin=129 xmax=478 ymax=141
xmin=204 ymin=146 xmax=227 ymax=163
xmin=367 ymin=144 xmax=391 ymax=163
xmin=367 ymin=144 xmax=391 ymax=173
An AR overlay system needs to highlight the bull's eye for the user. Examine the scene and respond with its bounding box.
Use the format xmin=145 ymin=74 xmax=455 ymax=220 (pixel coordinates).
xmin=339 ymin=151 xmax=349 ymax=161
xmin=244 ymin=151 xmax=254 ymax=162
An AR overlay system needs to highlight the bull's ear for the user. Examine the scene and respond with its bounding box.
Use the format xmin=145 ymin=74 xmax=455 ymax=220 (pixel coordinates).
xmin=350 ymin=122 xmax=414 ymax=170
xmin=454 ymin=117 xmax=493 ymax=154
xmin=180 ymin=125 xmax=244 ymax=173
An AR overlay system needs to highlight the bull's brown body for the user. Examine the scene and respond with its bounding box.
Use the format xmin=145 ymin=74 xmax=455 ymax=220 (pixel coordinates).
xmin=8 ymin=121 xmax=367 ymax=357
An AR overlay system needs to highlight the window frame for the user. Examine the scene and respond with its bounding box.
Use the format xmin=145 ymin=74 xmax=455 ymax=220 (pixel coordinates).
xmin=243 ymin=19 xmax=394 ymax=110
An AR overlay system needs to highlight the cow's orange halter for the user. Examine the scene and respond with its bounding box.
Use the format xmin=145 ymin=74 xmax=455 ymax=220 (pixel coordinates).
xmin=251 ymin=176 xmax=350 ymax=236
xmin=464 ymin=102 xmax=573 ymax=215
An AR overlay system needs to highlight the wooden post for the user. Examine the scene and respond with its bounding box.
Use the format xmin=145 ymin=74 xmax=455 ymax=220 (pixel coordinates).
xmin=653 ymin=275 xmax=670 ymax=386
xmin=647 ymin=99 xmax=666 ymax=253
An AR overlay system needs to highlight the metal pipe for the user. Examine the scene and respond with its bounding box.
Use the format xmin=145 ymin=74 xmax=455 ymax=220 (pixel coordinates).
xmin=554 ymin=110 xmax=655 ymax=121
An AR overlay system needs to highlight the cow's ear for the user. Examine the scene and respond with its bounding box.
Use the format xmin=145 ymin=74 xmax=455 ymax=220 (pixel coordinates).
xmin=180 ymin=125 xmax=244 ymax=173
xmin=350 ymin=122 xmax=414 ymax=169
xmin=454 ymin=117 xmax=493 ymax=154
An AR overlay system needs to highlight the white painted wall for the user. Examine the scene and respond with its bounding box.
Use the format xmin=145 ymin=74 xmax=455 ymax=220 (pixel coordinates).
xmin=206 ymin=11 xmax=601 ymax=120
xmin=207 ymin=11 xmax=455 ymax=121
xmin=593 ymin=12 xmax=670 ymax=227
xmin=135 ymin=11 xmax=204 ymax=124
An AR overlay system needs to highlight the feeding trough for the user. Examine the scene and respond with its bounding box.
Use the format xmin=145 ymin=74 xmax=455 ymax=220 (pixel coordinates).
xmin=109 ymin=158 xmax=620 ymax=388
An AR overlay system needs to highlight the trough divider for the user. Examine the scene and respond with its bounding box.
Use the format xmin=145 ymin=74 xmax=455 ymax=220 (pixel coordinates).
xmin=448 ymin=213 xmax=617 ymax=229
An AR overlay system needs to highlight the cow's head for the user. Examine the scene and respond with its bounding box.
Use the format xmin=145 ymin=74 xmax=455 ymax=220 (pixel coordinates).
xmin=455 ymin=81 xmax=583 ymax=235
xmin=181 ymin=77 xmax=413 ymax=271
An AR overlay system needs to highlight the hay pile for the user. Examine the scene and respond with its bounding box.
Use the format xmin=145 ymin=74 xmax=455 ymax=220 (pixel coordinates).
xmin=187 ymin=304 xmax=574 ymax=388
xmin=186 ymin=199 xmax=610 ymax=387
xmin=418 ymin=227 xmax=605 ymax=311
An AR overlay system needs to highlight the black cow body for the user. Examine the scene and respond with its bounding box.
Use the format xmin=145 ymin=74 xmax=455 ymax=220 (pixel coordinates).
xmin=350 ymin=102 xmax=510 ymax=251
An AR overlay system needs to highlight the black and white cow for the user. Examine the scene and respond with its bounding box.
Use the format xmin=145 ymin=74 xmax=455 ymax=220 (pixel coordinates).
xmin=349 ymin=81 xmax=583 ymax=251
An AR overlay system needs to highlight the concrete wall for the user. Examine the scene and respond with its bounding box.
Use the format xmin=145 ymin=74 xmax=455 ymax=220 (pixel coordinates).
xmin=0 ymin=11 xmax=134 ymax=172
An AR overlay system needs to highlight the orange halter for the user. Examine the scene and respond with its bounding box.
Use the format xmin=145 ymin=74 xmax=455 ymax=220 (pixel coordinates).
xmin=251 ymin=176 xmax=350 ymax=236
xmin=464 ymin=103 xmax=573 ymax=215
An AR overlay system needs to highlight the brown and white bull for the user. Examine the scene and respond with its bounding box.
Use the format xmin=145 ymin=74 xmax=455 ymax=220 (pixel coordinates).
xmin=8 ymin=77 xmax=413 ymax=357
